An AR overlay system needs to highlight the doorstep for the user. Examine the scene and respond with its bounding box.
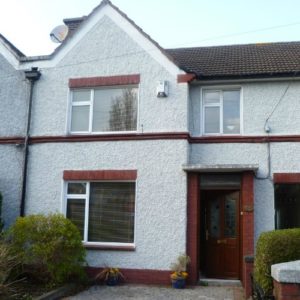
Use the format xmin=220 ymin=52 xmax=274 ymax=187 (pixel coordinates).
xmin=199 ymin=278 xmax=242 ymax=287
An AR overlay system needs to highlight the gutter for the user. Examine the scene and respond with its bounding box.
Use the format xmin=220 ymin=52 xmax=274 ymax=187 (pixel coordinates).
xmin=20 ymin=67 xmax=41 ymax=217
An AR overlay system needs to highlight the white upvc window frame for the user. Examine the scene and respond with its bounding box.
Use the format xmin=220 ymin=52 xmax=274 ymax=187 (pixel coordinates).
xmin=64 ymin=180 xmax=136 ymax=247
xmin=201 ymin=86 xmax=243 ymax=136
xmin=68 ymin=85 xmax=139 ymax=135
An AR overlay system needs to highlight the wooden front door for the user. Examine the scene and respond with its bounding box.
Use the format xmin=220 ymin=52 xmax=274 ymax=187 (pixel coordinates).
xmin=203 ymin=190 xmax=240 ymax=279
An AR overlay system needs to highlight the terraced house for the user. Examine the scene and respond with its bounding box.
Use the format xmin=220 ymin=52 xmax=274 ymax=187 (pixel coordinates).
xmin=1 ymin=0 xmax=300 ymax=297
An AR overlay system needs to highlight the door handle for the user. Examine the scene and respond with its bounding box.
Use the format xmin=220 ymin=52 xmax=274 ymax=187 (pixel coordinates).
xmin=217 ymin=239 xmax=227 ymax=244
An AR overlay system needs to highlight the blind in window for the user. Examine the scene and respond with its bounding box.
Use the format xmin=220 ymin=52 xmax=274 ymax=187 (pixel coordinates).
xmin=66 ymin=198 xmax=85 ymax=239
xmin=88 ymin=182 xmax=135 ymax=243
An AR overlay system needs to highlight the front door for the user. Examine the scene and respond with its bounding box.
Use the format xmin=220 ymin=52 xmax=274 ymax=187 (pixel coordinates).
xmin=203 ymin=190 xmax=240 ymax=279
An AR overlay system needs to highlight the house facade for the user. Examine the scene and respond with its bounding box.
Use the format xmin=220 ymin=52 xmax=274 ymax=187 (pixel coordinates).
xmin=1 ymin=0 xmax=300 ymax=297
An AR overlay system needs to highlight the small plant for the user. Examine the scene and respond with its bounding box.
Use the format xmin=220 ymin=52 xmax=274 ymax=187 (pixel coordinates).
xmin=96 ymin=267 xmax=124 ymax=286
xmin=7 ymin=213 xmax=86 ymax=285
xmin=170 ymin=254 xmax=190 ymax=288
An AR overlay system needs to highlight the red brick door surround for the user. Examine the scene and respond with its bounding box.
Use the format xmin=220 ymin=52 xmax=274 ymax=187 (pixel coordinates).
xmin=186 ymin=172 xmax=254 ymax=298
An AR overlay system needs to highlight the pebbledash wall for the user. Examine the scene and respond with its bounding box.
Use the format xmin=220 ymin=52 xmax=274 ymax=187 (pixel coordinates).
xmin=0 ymin=54 xmax=28 ymax=226
xmin=189 ymin=81 xmax=300 ymax=242
xmin=23 ymin=15 xmax=189 ymax=269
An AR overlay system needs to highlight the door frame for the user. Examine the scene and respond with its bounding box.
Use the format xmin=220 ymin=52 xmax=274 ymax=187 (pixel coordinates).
xmin=186 ymin=172 xmax=254 ymax=288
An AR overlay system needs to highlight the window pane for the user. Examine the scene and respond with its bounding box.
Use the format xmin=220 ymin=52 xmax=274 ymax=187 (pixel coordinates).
xmin=67 ymin=183 xmax=86 ymax=195
xmin=73 ymin=90 xmax=90 ymax=102
xmin=71 ymin=105 xmax=90 ymax=132
xmin=67 ymin=198 xmax=85 ymax=239
xmin=223 ymin=90 xmax=240 ymax=134
xmin=205 ymin=106 xmax=220 ymax=133
xmin=92 ymin=88 xmax=137 ymax=132
xmin=88 ymin=182 xmax=135 ymax=243
xmin=275 ymin=184 xmax=300 ymax=229
xmin=204 ymin=91 xmax=220 ymax=105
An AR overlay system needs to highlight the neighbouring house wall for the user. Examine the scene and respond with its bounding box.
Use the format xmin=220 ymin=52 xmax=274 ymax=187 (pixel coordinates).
xmin=0 ymin=146 xmax=24 ymax=227
xmin=189 ymin=81 xmax=300 ymax=243
xmin=25 ymin=140 xmax=188 ymax=269
xmin=30 ymin=16 xmax=188 ymax=137
xmin=189 ymin=81 xmax=300 ymax=136
xmin=0 ymin=54 xmax=28 ymax=226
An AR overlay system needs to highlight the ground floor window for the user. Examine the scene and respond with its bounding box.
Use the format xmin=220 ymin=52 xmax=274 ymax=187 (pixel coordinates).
xmin=275 ymin=184 xmax=300 ymax=229
xmin=65 ymin=181 xmax=135 ymax=245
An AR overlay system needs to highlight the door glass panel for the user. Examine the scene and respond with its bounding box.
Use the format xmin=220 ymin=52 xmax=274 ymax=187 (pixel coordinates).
xmin=224 ymin=195 xmax=236 ymax=238
xmin=210 ymin=198 xmax=220 ymax=238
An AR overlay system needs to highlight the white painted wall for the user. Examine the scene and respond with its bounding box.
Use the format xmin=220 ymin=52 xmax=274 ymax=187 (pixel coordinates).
xmin=25 ymin=140 xmax=188 ymax=269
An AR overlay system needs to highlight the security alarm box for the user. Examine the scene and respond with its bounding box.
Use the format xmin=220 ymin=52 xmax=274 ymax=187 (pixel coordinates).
xmin=156 ymin=81 xmax=168 ymax=98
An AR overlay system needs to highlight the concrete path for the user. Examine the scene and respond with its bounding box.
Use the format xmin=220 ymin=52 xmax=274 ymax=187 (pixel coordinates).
xmin=65 ymin=284 xmax=245 ymax=300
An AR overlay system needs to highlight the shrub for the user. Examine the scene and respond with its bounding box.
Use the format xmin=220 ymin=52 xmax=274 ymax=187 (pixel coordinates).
xmin=254 ymin=228 xmax=300 ymax=295
xmin=7 ymin=213 xmax=86 ymax=285
xmin=0 ymin=241 xmax=22 ymax=298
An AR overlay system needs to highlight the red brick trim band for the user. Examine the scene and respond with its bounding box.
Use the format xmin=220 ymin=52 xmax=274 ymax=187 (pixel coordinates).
xmin=29 ymin=132 xmax=189 ymax=144
xmin=69 ymin=74 xmax=140 ymax=88
xmin=177 ymin=74 xmax=196 ymax=83
xmin=63 ymin=170 xmax=137 ymax=181
xmin=273 ymin=173 xmax=300 ymax=183
xmin=6 ymin=134 xmax=300 ymax=145
xmin=28 ymin=134 xmax=300 ymax=145
xmin=86 ymin=267 xmax=171 ymax=285
xmin=0 ymin=137 xmax=24 ymax=144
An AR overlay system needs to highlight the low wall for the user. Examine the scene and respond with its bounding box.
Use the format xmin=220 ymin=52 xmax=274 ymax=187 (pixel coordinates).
xmin=271 ymin=260 xmax=300 ymax=299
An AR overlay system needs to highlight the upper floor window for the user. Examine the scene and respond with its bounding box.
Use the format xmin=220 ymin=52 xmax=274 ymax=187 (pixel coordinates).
xmin=202 ymin=89 xmax=241 ymax=135
xmin=70 ymin=86 xmax=138 ymax=133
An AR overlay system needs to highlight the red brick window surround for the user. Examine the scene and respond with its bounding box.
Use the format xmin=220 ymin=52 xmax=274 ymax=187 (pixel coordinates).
xmin=64 ymin=170 xmax=137 ymax=251
xmin=273 ymin=173 xmax=300 ymax=183
xmin=63 ymin=170 xmax=137 ymax=181
xmin=69 ymin=74 xmax=140 ymax=88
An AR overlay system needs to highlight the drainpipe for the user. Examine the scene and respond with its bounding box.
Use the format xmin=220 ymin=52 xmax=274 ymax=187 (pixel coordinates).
xmin=20 ymin=67 xmax=41 ymax=217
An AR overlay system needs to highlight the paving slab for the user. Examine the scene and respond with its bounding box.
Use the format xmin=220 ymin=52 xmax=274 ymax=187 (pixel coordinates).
xmin=64 ymin=284 xmax=245 ymax=300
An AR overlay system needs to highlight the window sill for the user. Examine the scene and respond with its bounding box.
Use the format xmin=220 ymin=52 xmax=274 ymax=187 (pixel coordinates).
xmin=83 ymin=244 xmax=136 ymax=251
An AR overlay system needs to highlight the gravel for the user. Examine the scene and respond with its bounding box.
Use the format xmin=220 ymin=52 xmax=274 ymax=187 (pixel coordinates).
xmin=64 ymin=284 xmax=245 ymax=300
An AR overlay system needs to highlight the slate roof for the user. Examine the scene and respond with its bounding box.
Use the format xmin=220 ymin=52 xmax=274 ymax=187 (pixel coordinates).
xmin=166 ymin=42 xmax=300 ymax=80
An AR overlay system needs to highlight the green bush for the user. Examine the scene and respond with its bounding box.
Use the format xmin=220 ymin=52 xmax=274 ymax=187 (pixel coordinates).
xmin=7 ymin=213 xmax=86 ymax=285
xmin=0 ymin=241 xmax=22 ymax=298
xmin=254 ymin=228 xmax=300 ymax=295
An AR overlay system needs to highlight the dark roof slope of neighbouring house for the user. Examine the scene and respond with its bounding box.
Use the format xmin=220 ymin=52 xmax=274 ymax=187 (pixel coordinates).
xmin=166 ymin=42 xmax=300 ymax=80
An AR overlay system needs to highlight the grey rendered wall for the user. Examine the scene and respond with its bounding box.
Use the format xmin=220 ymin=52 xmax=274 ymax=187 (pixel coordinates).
xmin=30 ymin=16 xmax=188 ymax=136
xmin=189 ymin=81 xmax=300 ymax=242
xmin=25 ymin=16 xmax=189 ymax=269
xmin=0 ymin=54 xmax=28 ymax=226
xmin=26 ymin=140 xmax=188 ymax=269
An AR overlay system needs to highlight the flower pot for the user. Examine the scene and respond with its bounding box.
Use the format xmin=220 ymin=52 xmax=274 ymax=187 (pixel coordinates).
xmin=171 ymin=278 xmax=186 ymax=289
xmin=106 ymin=275 xmax=119 ymax=286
